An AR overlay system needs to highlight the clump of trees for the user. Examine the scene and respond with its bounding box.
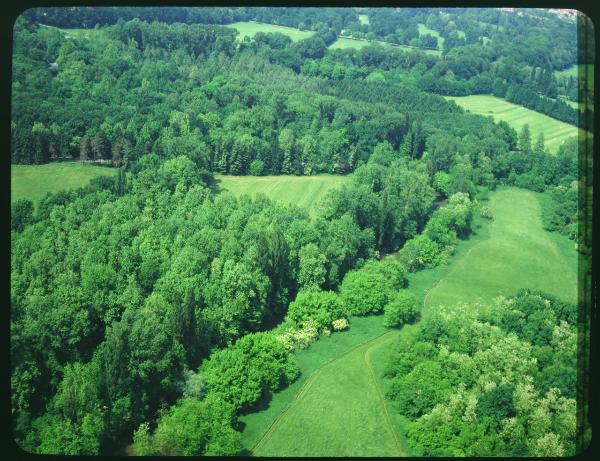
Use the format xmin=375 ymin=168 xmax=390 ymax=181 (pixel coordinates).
xmin=384 ymin=290 xmax=577 ymax=456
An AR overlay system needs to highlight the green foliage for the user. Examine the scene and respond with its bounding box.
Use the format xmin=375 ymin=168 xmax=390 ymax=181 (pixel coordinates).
xmin=150 ymin=396 xmax=241 ymax=456
xmin=383 ymin=290 xmax=418 ymax=327
xmin=298 ymin=243 xmax=327 ymax=289
xmin=340 ymin=258 xmax=407 ymax=315
xmin=385 ymin=292 xmax=577 ymax=456
xmin=11 ymin=198 xmax=34 ymax=232
xmin=286 ymin=289 xmax=345 ymax=329
xmin=200 ymin=332 xmax=299 ymax=412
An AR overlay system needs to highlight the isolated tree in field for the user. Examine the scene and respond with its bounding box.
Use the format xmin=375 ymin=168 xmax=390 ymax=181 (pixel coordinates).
xmin=519 ymin=124 xmax=532 ymax=152
xmin=384 ymin=290 xmax=419 ymax=328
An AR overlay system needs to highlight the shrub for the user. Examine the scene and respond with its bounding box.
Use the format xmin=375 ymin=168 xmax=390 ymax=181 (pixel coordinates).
xmin=332 ymin=318 xmax=349 ymax=331
xmin=399 ymin=235 xmax=441 ymax=272
xmin=480 ymin=206 xmax=494 ymax=220
xmin=339 ymin=259 xmax=407 ymax=315
xmin=249 ymin=159 xmax=265 ymax=176
xmin=383 ymin=290 xmax=419 ymax=328
xmin=287 ymin=289 xmax=345 ymax=329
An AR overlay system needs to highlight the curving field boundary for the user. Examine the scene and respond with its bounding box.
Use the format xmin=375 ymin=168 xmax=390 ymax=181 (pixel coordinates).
xmin=251 ymin=330 xmax=403 ymax=455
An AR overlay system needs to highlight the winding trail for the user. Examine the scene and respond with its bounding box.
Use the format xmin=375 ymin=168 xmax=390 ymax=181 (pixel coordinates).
xmin=363 ymin=332 xmax=404 ymax=456
xmin=251 ymin=330 xmax=404 ymax=456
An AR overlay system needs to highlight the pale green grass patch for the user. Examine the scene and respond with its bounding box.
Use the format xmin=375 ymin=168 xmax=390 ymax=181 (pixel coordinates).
xmin=445 ymin=94 xmax=581 ymax=154
xmin=425 ymin=187 xmax=577 ymax=307
xmin=227 ymin=21 xmax=314 ymax=42
xmin=216 ymin=174 xmax=349 ymax=213
xmin=11 ymin=162 xmax=117 ymax=204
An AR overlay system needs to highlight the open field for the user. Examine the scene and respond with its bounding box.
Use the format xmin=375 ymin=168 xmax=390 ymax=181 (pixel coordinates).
xmin=329 ymin=36 xmax=441 ymax=55
xmin=245 ymin=321 xmax=404 ymax=457
xmin=216 ymin=174 xmax=349 ymax=212
xmin=554 ymin=63 xmax=595 ymax=81
xmin=418 ymin=23 xmax=444 ymax=50
xmin=445 ymin=95 xmax=580 ymax=154
xmin=358 ymin=14 xmax=369 ymax=25
xmin=39 ymin=24 xmax=104 ymax=40
xmin=425 ymin=187 xmax=577 ymax=307
xmin=227 ymin=21 xmax=314 ymax=42
xmin=11 ymin=162 xmax=117 ymax=204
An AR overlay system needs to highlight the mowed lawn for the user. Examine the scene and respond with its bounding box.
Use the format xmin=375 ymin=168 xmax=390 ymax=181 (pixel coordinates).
xmin=216 ymin=174 xmax=349 ymax=212
xmin=425 ymin=187 xmax=577 ymax=308
xmin=250 ymin=327 xmax=404 ymax=457
xmin=11 ymin=163 xmax=117 ymax=204
xmin=227 ymin=21 xmax=314 ymax=42
xmin=445 ymin=95 xmax=580 ymax=154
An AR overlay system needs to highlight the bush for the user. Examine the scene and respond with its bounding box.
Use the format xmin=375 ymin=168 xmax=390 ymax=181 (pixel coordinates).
xmin=286 ymin=289 xmax=345 ymax=329
xmin=200 ymin=332 xmax=299 ymax=411
xmin=383 ymin=290 xmax=419 ymax=328
xmin=480 ymin=206 xmax=494 ymax=220
xmin=249 ymin=159 xmax=265 ymax=176
xmin=339 ymin=259 xmax=407 ymax=315
xmin=399 ymin=235 xmax=441 ymax=272
xmin=332 ymin=318 xmax=349 ymax=331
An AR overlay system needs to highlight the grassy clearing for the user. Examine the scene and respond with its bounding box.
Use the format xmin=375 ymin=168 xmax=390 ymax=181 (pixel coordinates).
xmin=227 ymin=21 xmax=314 ymax=42
xmin=215 ymin=174 xmax=349 ymax=213
xmin=11 ymin=162 xmax=117 ymax=204
xmin=425 ymin=187 xmax=577 ymax=307
xmin=445 ymin=94 xmax=580 ymax=154
xmin=358 ymin=14 xmax=370 ymax=25
xmin=39 ymin=24 xmax=104 ymax=40
xmin=239 ymin=315 xmax=392 ymax=452
xmin=249 ymin=326 xmax=403 ymax=457
xmin=417 ymin=23 xmax=444 ymax=50
xmin=329 ymin=37 xmax=441 ymax=55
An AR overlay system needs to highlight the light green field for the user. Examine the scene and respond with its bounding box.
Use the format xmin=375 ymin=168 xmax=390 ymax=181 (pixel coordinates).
xmin=11 ymin=163 xmax=117 ymax=204
xmin=39 ymin=24 xmax=103 ymax=40
xmin=417 ymin=23 xmax=444 ymax=50
xmin=445 ymin=94 xmax=581 ymax=154
xmin=227 ymin=21 xmax=314 ymax=42
xmin=358 ymin=14 xmax=369 ymax=25
xmin=329 ymin=37 xmax=441 ymax=55
xmin=240 ymin=186 xmax=577 ymax=457
xmin=216 ymin=174 xmax=349 ymax=212
xmin=425 ymin=187 xmax=577 ymax=307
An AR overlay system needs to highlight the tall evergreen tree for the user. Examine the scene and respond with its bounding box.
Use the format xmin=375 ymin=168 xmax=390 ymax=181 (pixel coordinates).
xmin=518 ymin=124 xmax=532 ymax=152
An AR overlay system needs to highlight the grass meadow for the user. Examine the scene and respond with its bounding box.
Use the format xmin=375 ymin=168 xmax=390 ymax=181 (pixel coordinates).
xmin=240 ymin=186 xmax=577 ymax=456
xmin=11 ymin=162 xmax=117 ymax=204
xmin=215 ymin=174 xmax=349 ymax=213
xmin=445 ymin=95 xmax=580 ymax=154
xmin=227 ymin=21 xmax=314 ymax=42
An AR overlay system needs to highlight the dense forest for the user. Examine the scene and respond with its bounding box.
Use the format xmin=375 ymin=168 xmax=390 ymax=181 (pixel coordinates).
xmin=10 ymin=7 xmax=590 ymax=456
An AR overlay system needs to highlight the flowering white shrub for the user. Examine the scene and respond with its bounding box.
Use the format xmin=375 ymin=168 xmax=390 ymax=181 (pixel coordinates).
xmin=332 ymin=318 xmax=349 ymax=331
